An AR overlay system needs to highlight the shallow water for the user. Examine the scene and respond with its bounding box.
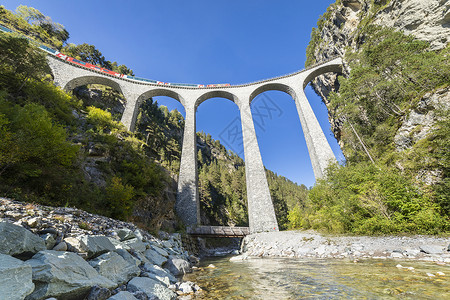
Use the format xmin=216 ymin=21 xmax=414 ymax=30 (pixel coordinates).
xmin=183 ymin=256 xmax=449 ymax=299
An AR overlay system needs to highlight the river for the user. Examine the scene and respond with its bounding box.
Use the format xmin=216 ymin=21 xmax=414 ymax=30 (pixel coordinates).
xmin=183 ymin=256 xmax=449 ymax=299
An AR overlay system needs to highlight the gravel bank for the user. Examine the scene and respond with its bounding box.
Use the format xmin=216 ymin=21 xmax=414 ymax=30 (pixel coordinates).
xmin=235 ymin=230 xmax=450 ymax=263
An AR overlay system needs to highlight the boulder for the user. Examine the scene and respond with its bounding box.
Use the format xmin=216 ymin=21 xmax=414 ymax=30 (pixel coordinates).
xmin=150 ymin=244 xmax=169 ymax=257
xmin=26 ymin=250 xmax=116 ymax=299
xmin=142 ymin=263 xmax=177 ymax=285
xmin=80 ymin=235 xmax=116 ymax=258
xmin=164 ymin=258 xmax=192 ymax=276
xmin=0 ymin=253 xmax=34 ymax=300
xmin=127 ymin=277 xmax=176 ymax=300
xmin=108 ymin=291 xmax=139 ymax=300
xmin=89 ymin=251 xmax=141 ymax=285
xmin=420 ymin=245 xmax=444 ymax=254
xmin=122 ymin=238 xmax=147 ymax=253
xmin=0 ymin=221 xmax=46 ymax=258
xmin=115 ymin=249 xmax=141 ymax=267
xmin=144 ymin=249 xmax=167 ymax=266
xmin=116 ymin=228 xmax=136 ymax=241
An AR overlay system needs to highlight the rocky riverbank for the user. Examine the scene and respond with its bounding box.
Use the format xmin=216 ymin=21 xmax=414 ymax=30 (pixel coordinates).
xmin=0 ymin=197 xmax=202 ymax=300
xmin=234 ymin=231 xmax=450 ymax=263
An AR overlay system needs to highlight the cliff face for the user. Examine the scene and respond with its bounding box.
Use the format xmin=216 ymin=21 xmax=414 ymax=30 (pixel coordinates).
xmin=307 ymin=0 xmax=449 ymax=173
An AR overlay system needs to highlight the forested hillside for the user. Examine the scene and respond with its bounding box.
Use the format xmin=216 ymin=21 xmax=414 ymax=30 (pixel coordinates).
xmin=0 ymin=5 xmax=309 ymax=231
xmin=290 ymin=0 xmax=450 ymax=234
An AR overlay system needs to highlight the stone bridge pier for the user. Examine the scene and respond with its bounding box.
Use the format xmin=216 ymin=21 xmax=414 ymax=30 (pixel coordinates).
xmin=46 ymin=53 xmax=343 ymax=233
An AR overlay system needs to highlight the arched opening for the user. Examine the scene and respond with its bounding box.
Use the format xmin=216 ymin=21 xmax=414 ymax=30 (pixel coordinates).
xmin=133 ymin=90 xmax=186 ymax=176
xmin=66 ymin=76 xmax=126 ymax=122
xmin=195 ymin=93 xmax=248 ymax=227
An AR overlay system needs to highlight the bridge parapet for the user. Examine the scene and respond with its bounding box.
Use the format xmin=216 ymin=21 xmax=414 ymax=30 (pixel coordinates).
xmin=187 ymin=226 xmax=250 ymax=238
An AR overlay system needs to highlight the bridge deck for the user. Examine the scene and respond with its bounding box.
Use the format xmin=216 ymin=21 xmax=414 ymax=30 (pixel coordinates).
xmin=187 ymin=226 xmax=250 ymax=237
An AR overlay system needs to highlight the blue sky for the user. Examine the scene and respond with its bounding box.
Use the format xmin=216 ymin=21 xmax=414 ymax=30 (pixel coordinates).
xmin=2 ymin=0 xmax=343 ymax=187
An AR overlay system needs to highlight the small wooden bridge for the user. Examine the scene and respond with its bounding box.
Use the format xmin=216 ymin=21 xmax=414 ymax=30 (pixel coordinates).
xmin=187 ymin=226 xmax=250 ymax=237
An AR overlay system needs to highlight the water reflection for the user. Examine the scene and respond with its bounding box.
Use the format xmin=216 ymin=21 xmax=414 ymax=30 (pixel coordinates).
xmin=183 ymin=257 xmax=449 ymax=299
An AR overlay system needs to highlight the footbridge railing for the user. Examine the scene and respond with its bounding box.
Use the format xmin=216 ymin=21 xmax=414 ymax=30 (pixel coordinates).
xmin=187 ymin=226 xmax=250 ymax=237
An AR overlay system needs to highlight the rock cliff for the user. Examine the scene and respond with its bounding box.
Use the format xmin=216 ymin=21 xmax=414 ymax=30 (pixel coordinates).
xmin=307 ymin=0 xmax=449 ymax=176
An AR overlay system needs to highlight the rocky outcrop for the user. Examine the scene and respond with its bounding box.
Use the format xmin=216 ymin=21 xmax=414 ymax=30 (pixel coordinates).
xmin=307 ymin=0 xmax=449 ymax=183
xmin=0 ymin=197 xmax=202 ymax=300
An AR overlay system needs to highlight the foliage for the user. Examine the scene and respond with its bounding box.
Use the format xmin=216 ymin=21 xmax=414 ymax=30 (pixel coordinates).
xmin=0 ymin=32 xmax=51 ymax=91
xmin=293 ymin=163 xmax=448 ymax=234
xmin=0 ymin=5 xmax=68 ymax=49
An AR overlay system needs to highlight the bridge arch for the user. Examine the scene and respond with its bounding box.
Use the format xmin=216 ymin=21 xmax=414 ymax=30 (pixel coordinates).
xmin=63 ymin=75 xmax=124 ymax=95
xmin=195 ymin=90 xmax=240 ymax=110
xmin=302 ymin=62 xmax=343 ymax=89
xmin=137 ymin=88 xmax=186 ymax=109
xmin=249 ymin=83 xmax=297 ymax=105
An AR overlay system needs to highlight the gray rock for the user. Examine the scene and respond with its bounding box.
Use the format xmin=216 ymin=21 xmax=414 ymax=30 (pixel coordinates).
xmin=108 ymin=291 xmax=139 ymax=300
xmin=0 ymin=253 xmax=34 ymax=300
xmin=115 ymin=249 xmax=141 ymax=267
xmin=64 ymin=237 xmax=83 ymax=252
xmin=89 ymin=251 xmax=141 ymax=285
xmin=0 ymin=221 xmax=46 ymax=258
xmin=142 ymin=263 xmax=176 ymax=284
xmin=123 ymin=238 xmax=147 ymax=253
xmin=132 ymin=251 xmax=150 ymax=265
xmin=117 ymin=228 xmax=136 ymax=241
xmin=80 ymin=235 xmax=116 ymax=258
xmin=127 ymin=277 xmax=176 ymax=300
xmin=133 ymin=229 xmax=145 ymax=242
xmin=164 ymin=258 xmax=192 ymax=276
xmin=151 ymin=244 xmax=169 ymax=257
xmin=41 ymin=233 xmax=56 ymax=249
xmin=26 ymin=250 xmax=116 ymax=299
xmin=420 ymin=245 xmax=444 ymax=254
xmin=53 ymin=241 xmax=68 ymax=251
xmin=87 ymin=285 xmax=111 ymax=300
xmin=144 ymin=249 xmax=167 ymax=266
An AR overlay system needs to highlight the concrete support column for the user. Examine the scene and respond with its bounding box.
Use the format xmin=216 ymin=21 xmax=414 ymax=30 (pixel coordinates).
xmin=176 ymin=104 xmax=200 ymax=227
xmin=121 ymin=94 xmax=140 ymax=132
xmin=239 ymin=100 xmax=278 ymax=233
xmin=294 ymin=88 xmax=336 ymax=179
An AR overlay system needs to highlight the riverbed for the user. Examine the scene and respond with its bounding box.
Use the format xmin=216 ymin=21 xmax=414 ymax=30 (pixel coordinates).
xmin=183 ymin=256 xmax=449 ymax=299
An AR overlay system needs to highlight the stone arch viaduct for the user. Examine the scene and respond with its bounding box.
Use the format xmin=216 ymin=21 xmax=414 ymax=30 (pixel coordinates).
xmin=47 ymin=55 xmax=343 ymax=233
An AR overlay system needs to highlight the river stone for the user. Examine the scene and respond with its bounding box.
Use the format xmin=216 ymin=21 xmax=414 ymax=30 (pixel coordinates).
xmin=164 ymin=258 xmax=192 ymax=276
xmin=80 ymin=235 xmax=116 ymax=258
xmin=420 ymin=245 xmax=444 ymax=254
xmin=127 ymin=277 xmax=176 ymax=300
xmin=0 ymin=253 xmax=34 ymax=300
xmin=89 ymin=251 xmax=141 ymax=285
xmin=26 ymin=250 xmax=116 ymax=300
xmin=0 ymin=221 xmax=46 ymax=258
xmin=144 ymin=249 xmax=167 ymax=266
xmin=142 ymin=263 xmax=176 ymax=283
xmin=123 ymin=238 xmax=147 ymax=253
xmin=108 ymin=291 xmax=139 ymax=300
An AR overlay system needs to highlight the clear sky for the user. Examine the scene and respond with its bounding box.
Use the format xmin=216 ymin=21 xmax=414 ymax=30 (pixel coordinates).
xmin=2 ymin=0 xmax=343 ymax=187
